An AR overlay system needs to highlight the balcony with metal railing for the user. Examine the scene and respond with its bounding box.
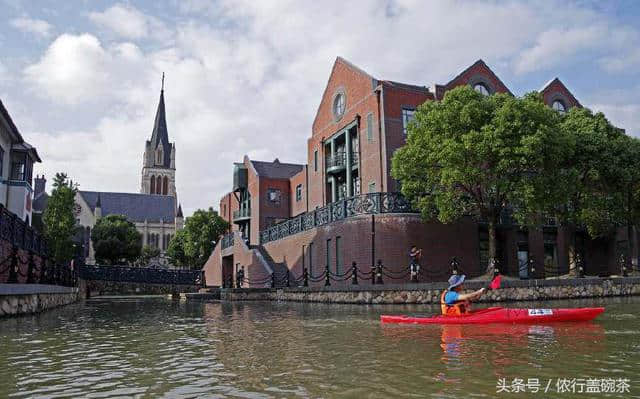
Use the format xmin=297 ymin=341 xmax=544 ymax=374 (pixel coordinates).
xmin=326 ymin=151 xmax=346 ymax=173
xmin=233 ymin=208 xmax=251 ymax=222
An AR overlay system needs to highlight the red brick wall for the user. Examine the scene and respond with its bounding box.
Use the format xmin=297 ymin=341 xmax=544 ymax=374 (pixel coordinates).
xmin=541 ymin=79 xmax=581 ymax=110
xmin=441 ymin=60 xmax=511 ymax=98
xmin=289 ymin=167 xmax=308 ymax=217
xmin=308 ymin=58 xmax=381 ymax=208
xmin=381 ymin=82 xmax=433 ymax=192
xmin=262 ymin=214 xmax=482 ymax=288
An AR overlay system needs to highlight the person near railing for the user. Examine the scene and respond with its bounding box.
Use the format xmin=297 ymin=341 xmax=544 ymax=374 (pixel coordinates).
xmin=409 ymin=244 xmax=422 ymax=282
xmin=236 ymin=266 xmax=245 ymax=288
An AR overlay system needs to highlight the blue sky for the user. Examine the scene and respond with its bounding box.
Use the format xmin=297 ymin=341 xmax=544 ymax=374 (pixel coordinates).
xmin=1 ymin=0 xmax=639 ymax=216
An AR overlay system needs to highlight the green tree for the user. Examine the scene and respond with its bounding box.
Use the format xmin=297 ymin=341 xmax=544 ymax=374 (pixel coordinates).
xmin=392 ymin=86 xmax=569 ymax=275
xmin=91 ymin=215 xmax=142 ymax=265
xmin=137 ymin=245 xmax=161 ymax=266
xmin=167 ymin=208 xmax=229 ymax=269
xmin=166 ymin=229 xmax=189 ymax=268
xmin=43 ymin=173 xmax=78 ymax=264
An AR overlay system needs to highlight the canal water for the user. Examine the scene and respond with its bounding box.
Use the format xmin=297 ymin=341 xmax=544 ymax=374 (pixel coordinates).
xmin=1 ymin=297 xmax=639 ymax=398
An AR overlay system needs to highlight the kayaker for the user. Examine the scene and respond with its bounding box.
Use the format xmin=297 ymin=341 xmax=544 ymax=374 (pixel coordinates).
xmin=441 ymin=274 xmax=485 ymax=316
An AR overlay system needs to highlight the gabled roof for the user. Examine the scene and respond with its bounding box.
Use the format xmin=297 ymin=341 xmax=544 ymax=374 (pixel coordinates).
xmin=148 ymin=79 xmax=172 ymax=167
xmin=443 ymin=59 xmax=513 ymax=96
xmin=78 ymin=191 xmax=176 ymax=223
xmin=250 ymin=159 xmax=304 ymax=179
xmin=539 ymin=77 xmax=582 ymax=108
xmin=0 ymin=98 xmax=42 ymax=162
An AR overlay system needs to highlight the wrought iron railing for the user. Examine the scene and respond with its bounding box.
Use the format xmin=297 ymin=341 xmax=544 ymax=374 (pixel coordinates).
xmin=326 ymin=151 xmax=346 ymax=169
xmin=233 ymin=208 xmax=251 ymax=220
xmin=79 ymin=264 xmax=203 ymax=286
xmin=260 ymin=192 xmax=415 ymax=244
xmin=0 ymin=204 xmax=47 ymax=256
xmin=221 ymin=233 xmax=234 ymax=249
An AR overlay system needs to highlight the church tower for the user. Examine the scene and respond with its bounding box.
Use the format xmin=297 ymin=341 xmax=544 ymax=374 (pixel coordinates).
xmin=141 ymin=74 xmax=176 ymax=197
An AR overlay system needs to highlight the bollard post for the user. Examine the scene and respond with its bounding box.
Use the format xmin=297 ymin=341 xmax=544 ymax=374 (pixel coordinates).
xmin=324 ymin=264 xmax=331 ymax=287
xmin=371 ymin=267 xmax=376 ymax=285
xmin=376 ymin=260 xmax=383 ymax=285
xmin=271 ymin=272 xmax=276 ymax=288
xmin=303 ymin=267 xmax=308 ymax=287
xmin=351 ymin=262 xmax=358 ymax=285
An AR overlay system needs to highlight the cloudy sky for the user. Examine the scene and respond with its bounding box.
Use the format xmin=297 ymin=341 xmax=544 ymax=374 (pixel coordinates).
xmin=1 ymin=0 xmax=639 ymax=216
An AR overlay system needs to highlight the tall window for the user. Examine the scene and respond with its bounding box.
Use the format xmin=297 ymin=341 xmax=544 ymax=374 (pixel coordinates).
xmin=367 ymin=112 xmax=374 ymax=141
xmin=163 ymin=176 xmax=168 ymax=195
xmin=296 ymin=184 xmax=303 ymax=202
xmin=150 ymin=175 xmax=156 ymax=193
xmin=326 ymin=239 xmax=331 ymax=269
xmin=156 ymin=148 xmax=163 ymax=165
xmin=335 ymin=236 xmax=342 ymax=275
xmin=11 ymin=161 xmax=25 ymax=180
xmin=402 ymin=108 xmax=415 ymax=136
xmin=314 ymin=150 xmax=318 ymax=172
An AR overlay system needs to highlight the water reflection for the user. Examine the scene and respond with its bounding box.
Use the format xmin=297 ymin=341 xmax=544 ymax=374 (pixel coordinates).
xmin=0 ymin=298 xmax=638 ymax=399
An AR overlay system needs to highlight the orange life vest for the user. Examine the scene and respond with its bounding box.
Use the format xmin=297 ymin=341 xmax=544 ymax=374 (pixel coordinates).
xmin=440 ymin=290 xmax=470 ymax=316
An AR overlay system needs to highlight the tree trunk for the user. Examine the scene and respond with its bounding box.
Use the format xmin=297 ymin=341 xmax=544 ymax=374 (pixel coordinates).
xmin=487 ymin=217 xmax=497 ymax=275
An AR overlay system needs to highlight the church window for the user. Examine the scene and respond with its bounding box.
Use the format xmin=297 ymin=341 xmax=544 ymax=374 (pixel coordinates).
xmin=163 ymin=176 xmax=168 ymax=195
xmin=156 ymin=148 xmax=163 ymax=165
xmin=150 ymin=175 xmax=156 ymax=194
xmin=552 ymin=100 xmax=566 ymax=113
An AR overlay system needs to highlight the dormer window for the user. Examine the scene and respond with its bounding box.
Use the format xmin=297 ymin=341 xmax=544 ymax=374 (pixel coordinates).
xmin=473 ymin=83 xmax=490 ymax=96
xmin=552 ymin=100 xmax=566 ymax=113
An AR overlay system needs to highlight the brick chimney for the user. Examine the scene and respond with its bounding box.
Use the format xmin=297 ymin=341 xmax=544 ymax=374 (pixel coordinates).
xmin=34 ymin=175 xmax=46 ymax=198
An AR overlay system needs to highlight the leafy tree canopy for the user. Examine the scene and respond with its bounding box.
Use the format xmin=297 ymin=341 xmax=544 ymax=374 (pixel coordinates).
xmin=91 ymin=214 xmax=142 ymax=265
xmin=43 ymin=173 xmax=78 ymax=264
xmin=167 ymin=208 xmax=229 ymax=269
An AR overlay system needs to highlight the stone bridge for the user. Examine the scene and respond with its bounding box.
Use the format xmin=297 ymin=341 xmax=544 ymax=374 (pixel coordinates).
xmin=78 ymin=265 xmax=203 ymax=297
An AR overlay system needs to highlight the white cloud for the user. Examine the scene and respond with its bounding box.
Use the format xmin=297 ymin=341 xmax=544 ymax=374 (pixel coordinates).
xmin=14 ymin=0 xmax=640 ymax=216
xmin=88 ymin=3 xmax=168 ymax=40
xmin=10 ymin=16 xmax=53 ymax=38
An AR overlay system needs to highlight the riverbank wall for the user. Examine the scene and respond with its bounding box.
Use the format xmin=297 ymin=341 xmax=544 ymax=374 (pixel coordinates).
xmin=213 ymin=276 xmax=640 ymax=304
xmin=0 ymin=284 xmax=79 ymax=317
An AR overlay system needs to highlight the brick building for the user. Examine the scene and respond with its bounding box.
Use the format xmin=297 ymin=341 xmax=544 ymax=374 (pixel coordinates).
xmin=203 ymin=57 xmax=626 ymax=288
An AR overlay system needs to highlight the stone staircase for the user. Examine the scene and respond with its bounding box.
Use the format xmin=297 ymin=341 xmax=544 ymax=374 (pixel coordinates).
xmin=252 ymin=245 xmax=295 ymax=287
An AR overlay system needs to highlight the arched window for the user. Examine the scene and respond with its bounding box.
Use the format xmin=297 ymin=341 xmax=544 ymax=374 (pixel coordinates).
xmin=150 ymin=175 xmax=156 ymax=194
xmin=156 ymin=148 xmax=163 ymax=165
xmin=163 ymin=176 xmax=168 ymax=195
xmin=473 ymin=83 xmax=490 ymax=96
xmin=552 ymin=100 xmax=566 ymax=113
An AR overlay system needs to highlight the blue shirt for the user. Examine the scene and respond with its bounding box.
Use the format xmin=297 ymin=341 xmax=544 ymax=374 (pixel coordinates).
xmin=444 ymin=291 xmax=460 ymax=305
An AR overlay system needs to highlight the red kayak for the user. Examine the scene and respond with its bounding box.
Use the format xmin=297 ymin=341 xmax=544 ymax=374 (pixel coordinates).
xmin=381 ymin=307 xmax=605 ymax=325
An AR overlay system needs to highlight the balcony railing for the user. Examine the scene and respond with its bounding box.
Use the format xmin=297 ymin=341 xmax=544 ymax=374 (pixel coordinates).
xmin=221 ymin=233 xmax=234 ymax=249
xmin=259 ymin=192 xmax=416 ymax=244
xmin=326 ymin=151 xmax=346 ymax=170
xmin=233 ymin=208 xmax=251 ymax=221
xmin=0 ymin=203 xmax=46 ymax=256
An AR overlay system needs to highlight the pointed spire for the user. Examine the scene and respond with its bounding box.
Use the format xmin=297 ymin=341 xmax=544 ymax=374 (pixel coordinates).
xmin=177 ymin=203 xmax=183 ymax=218
xmin=96 ymin=193 xmax=101 ymax=208
xmin=149 ymin=73 xmax=171 ymax=167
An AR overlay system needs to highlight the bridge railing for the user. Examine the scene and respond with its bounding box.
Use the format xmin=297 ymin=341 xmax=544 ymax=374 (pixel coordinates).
xmin=79 ymin=264 xmax=203 ymax=286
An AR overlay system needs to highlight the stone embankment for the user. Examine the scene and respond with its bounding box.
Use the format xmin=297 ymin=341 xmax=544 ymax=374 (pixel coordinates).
xmin=0 ymin=284 xmax=79 ymax=317
xmin=214 ymin=277 xmax=640 ymax=304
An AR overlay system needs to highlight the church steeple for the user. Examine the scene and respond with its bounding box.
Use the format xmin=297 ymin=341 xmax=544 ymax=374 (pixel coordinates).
xmin=149 ymin=73 xmax=171 ymax=168
xmin=141 ymin=74 xmax=177 ymax=197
